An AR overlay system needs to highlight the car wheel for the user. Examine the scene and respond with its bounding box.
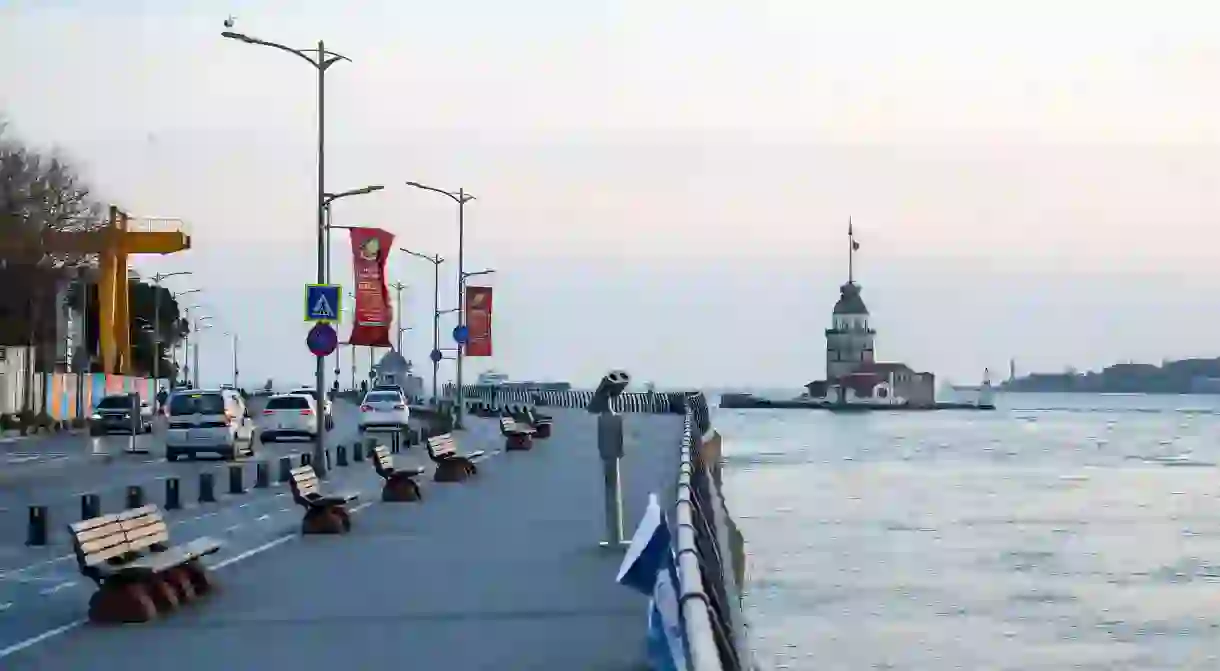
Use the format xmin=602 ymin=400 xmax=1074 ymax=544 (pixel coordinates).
xmin=166 ymin=451 xmax=179 ymax=462
xmin=263 ymin=432 xmax=276 ymax=443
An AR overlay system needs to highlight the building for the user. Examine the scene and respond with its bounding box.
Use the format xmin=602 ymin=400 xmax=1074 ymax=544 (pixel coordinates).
xmin=373 ymin=350 xmax=423 ymax=400
xmin=805 ymin=224 xmax=936 ymax=407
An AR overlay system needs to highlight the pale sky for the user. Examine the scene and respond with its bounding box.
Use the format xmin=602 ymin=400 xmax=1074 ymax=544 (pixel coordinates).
xmin=3 ymin=0 xmax=1220 ymax=389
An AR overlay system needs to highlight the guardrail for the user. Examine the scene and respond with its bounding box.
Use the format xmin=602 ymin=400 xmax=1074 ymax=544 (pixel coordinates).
xmin=676 ymin=392 xmax=748 ymax=671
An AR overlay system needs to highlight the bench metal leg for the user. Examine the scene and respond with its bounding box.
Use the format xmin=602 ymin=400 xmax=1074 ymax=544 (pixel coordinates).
xmin=89 ymin=580 xmax=158 ymax=624
xmin=381 ymin=475 xmax=422 ymax=502
xmin=186 ymin=561 xmax=215 ymax=596
xmin=505 ymin=433 xmax=533 ymax=451
xmin=163 ymin=566 xmax=198 ymax=603
xmin=145 ymin=573 xmax=182 ymax=613
xmin=302 ymin=505 xmax=349 ymax=534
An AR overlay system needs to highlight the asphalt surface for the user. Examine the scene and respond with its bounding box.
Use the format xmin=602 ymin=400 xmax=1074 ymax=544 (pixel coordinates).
xmin=0 ymin=406 xmax=686 ymax=671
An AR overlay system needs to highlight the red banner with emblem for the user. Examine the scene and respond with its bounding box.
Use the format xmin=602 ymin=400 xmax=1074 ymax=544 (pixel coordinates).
xmin=347 ymin=227 xmax=395 ymax=347
xmin=464 ymin=286 xmax=493 ymax=357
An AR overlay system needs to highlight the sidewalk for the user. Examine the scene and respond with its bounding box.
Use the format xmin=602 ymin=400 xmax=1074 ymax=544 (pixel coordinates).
xmin=1 ymin=409 xmax=686 ymax=671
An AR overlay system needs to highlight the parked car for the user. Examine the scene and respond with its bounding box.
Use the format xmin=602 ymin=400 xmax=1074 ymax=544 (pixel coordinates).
xmin=89 ymin=393 xmax=153 ymax=435
xmin=164 ymin=389 xmax=255 ymax=461
xmin=259 ymin=393 xmax=319 ymax=442
xmin=358 ymin=389 xmax=410 ymax=433
xmin=287 ymin=388 xmax=334 ymax=430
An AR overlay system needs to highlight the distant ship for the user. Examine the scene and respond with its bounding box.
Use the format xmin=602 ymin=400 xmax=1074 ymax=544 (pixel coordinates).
xmin=477 ymin=370 xmax=510 ymax=386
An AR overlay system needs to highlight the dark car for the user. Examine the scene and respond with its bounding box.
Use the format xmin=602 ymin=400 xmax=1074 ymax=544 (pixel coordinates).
xmin=89 ymin=393 xmax=153 ymax=436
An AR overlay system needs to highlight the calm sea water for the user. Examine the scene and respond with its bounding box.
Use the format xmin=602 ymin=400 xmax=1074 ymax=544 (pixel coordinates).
xmin=719 ymin=392 xmax=1220 ymax=671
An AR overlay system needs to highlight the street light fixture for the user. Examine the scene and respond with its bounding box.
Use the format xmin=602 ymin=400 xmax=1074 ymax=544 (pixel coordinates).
xmin=322 ymin=184 xmax=385 ymax=282
xmin=400 ymin=247 xmax=445 ymax=404
xmin=404 ymin=181 xmax=476 ymax=427
xmin=192 ymin=319 xmax=214 ymax=389
xmin=223 ymin=28 xmax=350 ymax=477
xmin=151 ymin=271 xmax=192 ymax=384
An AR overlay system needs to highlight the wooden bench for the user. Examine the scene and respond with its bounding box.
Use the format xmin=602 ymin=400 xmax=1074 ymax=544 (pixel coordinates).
xmin=499 ymin=415 xmax=536 ymax=451
xmin=69 ymin=505 xmax=222 ymax=623
xmin=288 ymin=465 xmax=359 ymax=534
xmin=371 ymin=444 xmax=425 ymax=502
xmin=426 ymin=433 xmax=486 ymax=482
xmin=523 ymin=407 xmax=554 ymax=438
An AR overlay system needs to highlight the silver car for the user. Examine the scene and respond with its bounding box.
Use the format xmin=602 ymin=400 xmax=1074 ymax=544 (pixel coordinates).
xmin=164 ymin=389 xmax=255 ymax=461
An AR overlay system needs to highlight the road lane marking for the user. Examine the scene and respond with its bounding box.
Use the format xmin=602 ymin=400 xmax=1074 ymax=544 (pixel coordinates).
xmin=37 ymin=581 xmax=75 ymax=596
xmin=255 ymin=514 xmax=271 ymax=522
xmin=0 ymin=554 xmax=74 ymax=579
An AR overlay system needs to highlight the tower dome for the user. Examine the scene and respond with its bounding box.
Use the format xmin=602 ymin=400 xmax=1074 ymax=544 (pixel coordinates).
xmin=832 ymin=281 xmax=869 ymax=315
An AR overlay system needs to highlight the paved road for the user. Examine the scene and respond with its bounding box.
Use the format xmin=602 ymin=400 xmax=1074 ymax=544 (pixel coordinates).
xmin=0 ymin=399 xmax=425 ymax=632
xmin=0 ymin=408 xmax=685 ymax=670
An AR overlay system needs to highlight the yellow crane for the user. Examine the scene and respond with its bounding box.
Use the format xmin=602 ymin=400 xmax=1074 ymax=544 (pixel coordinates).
xmin=0 ymin=205 xmax=191 ymax=374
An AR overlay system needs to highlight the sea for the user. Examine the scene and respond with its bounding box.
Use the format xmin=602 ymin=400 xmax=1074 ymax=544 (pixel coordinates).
xmin=717 ymin=391 xmax=1220 ymax=671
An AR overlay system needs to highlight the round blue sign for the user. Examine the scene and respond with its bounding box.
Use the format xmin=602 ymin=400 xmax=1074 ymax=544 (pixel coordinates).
xmin=306 ymin=323 xmax=338 ymax=357
xmin=429 ymin=348 xmax=443 ymax=363
xmin=452 ymin=325 xmax=469 ymax=345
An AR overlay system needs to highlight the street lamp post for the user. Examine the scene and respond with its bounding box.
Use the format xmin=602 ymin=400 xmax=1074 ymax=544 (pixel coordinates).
xmin=151 ymin=272 xmax=192 ymax=385
xmin=225 ymin=331 xmax=240 ymax=389
xmin=223 ymin=29 xmax=350 ymax=477
xmin=192 ymin=316 xmax=213 ymax=388
xmin=404 ymin=181 xmax=475 ymax=427
xmin=400 ymin=248 xmax=444 ymax=404
xmin=390 ymin=281 xmax=406 ymax=351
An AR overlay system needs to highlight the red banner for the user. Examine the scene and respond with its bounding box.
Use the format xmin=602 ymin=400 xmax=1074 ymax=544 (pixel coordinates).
xmin=347 ymin=227 xmax=395 ymax=347
xmin=464 ymin=286 xmax=493 ymax=357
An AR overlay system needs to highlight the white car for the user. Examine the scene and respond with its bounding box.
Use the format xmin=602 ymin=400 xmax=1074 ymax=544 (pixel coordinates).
xmin=358 ymin=390 xmax=410 ymax=433
xmin=259 ymin=394 xmax=319 ymax=442
xmin=287 ymin=388 xmax=334 ymax=430
xmin=164 ymin=389 xmax=255 ymax=461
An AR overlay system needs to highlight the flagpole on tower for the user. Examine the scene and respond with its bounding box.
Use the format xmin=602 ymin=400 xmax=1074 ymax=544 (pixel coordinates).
xmin=848 ymin=218 xmax=854 ymax=284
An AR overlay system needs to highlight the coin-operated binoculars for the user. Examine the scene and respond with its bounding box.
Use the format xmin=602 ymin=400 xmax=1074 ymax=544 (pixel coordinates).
xmin=586 ymin=370 xmax=631 ymax=548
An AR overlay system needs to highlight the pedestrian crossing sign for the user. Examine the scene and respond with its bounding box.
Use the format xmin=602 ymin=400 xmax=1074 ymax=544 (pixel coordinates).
xmin=305 ymin=284 xmax=342 ymax=322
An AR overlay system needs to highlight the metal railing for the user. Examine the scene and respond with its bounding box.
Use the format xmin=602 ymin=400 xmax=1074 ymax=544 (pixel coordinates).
xmin=675 ymin=392 xmax=745 ymax=671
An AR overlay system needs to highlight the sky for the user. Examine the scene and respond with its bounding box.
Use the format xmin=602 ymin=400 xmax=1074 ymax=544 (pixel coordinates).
xmin=3 ymin=0 xmax=1220 ymax=390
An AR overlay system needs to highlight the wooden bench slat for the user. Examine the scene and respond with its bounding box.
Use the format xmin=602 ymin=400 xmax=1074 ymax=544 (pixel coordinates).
xmin=82 ymin=540 xmax=132 ymax=567
xmin=70 ymin=514 xmax=122 ymax=533
xmin=79 ymin=532 xmax=128 ymax=556
xmin=75 ymin=521 xmax=124 ymax=544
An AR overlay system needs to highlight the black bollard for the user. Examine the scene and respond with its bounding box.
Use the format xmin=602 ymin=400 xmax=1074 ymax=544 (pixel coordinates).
xmin=325 ymin=448 xmax=332 ymax=470
xmin=255 ymin=461 xmax=270 ymax=488
xmin=199 ymin=472 xmax=216 ymax=503
xmin=278 ymin=456 xmax=292 ymax=482
xmin=165 ymin=478 xmax=181 ymax=510
xmin=27 ymin=505 xmax=48 ymax=546
xmin=300 ymin=453 xmax=311 ymax=468
xmin=353 ymin=441 xmax=364 ymax=462
xmin=80 ymin=493 xmax=101 ymax=520
xmin=336 ymin=444 xmax=348 ymax=467
xmin=391 ymin=431 xmax=401 ymax=454
xmin=125 ymin=485 xmax=145 ymax=509
xmin=228 ymin=464 xmax=245 ymax=494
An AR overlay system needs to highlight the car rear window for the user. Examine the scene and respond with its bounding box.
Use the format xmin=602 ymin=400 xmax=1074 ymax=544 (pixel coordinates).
xmin=168 ymin=393 xmax=226 ymax=416
xmin=267 ymin=396 xmax=311 ymax=410
xmin=364 ymin=392 xmax=401 ymax=403
xmin=96 ymin=396 xmax=132 ymax=409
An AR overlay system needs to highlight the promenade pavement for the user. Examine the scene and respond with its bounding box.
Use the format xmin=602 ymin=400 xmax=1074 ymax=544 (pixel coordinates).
xmin=0 ymin=407 xmax=685 ymax=671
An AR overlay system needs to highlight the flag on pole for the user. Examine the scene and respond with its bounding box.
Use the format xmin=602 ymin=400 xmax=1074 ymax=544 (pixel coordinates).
xmin=617 ymin=493 xmax=689 ymax=671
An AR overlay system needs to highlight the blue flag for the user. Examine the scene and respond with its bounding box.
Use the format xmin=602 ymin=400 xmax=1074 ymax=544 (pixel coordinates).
xmin=646 ymin=547 xmax=689 ymax=671
xmin=616 ymin=493 xmax=671 ymax=595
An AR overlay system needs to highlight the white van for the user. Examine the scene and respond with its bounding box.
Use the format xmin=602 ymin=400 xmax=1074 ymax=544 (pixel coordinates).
xmin=164 ymin=389 xmax=255 ymax=461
